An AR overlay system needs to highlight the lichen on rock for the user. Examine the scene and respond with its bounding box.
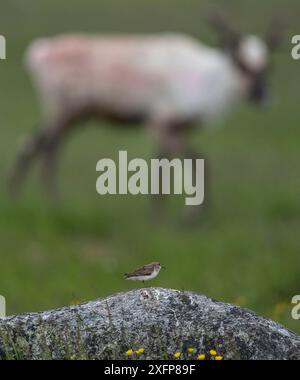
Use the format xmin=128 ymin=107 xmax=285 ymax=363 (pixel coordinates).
xmin=0 ymin=288 xmax=299 ymax=360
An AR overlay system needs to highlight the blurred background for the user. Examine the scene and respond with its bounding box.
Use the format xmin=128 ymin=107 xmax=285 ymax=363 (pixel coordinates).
xmin=0 ymin=0 xmax=300 ymax=333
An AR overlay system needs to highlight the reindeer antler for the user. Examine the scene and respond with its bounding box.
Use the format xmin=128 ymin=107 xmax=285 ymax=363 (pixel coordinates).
xmin=207 ymin=8 xmax=240 ymax=50
xmin=266 ymin=15 xmax=288 ymax=51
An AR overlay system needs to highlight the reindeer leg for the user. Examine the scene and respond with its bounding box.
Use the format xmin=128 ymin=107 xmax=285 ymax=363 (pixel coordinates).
xmin=40 ymin=134 xmax=61 ymax=202
xmin=9 ymin=117 xmax=68 ymax=201
xmin=148 ymin=121 xmax=187 ymax=223
xmin=150 ymin=150 xmax=169 ymax=222
xmin=8 ymin=128 xmax=49 ymax=197
xmin=39 ymin=119 xmax=71 ymax=202
xmin=148 ymin=119 xmax=209 ymax=225
xmin=181 ymin=147 xmax=209 ymax=226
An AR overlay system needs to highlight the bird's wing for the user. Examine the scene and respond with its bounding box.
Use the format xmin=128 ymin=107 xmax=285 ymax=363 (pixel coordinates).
xmin=125 ymin=264 xmax=152 ymax=277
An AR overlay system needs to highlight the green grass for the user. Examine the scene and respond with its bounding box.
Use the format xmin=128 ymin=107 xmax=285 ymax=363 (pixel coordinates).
xmin=0 ymin=0 xmax=300 ymax=335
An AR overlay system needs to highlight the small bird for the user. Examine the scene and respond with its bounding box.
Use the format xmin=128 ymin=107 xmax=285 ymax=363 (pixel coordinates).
xmin=124 ymin=262 xmax=165 ymax=284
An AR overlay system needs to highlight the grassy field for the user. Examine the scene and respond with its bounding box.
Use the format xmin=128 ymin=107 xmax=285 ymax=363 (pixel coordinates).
xmin=0 ymin=0 xmax=300 ymax=335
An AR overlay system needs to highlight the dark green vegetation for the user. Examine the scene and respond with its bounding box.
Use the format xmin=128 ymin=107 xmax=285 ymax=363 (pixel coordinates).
xmin=0 ymin=0 xmax=299 ymax=335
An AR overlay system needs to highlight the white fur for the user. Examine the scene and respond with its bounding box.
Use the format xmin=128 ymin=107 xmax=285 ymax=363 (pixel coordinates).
xmin=238 ymin=35 xmax=268 ymax=72
xmin=25 ymin=33 xmax=269 ymax=127
xmin=126 ymin=268 xmax=160 ymax=281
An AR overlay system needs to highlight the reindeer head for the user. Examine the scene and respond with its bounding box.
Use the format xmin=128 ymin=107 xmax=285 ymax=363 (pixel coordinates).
xmin=208 ymin=11 xmax=285 ymax=106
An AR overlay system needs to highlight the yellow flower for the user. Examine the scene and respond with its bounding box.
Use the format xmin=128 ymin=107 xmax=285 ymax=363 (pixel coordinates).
xmin=197 ymin=354 xmax=206 ymax=360
xmin=215 ymin=355 xmax=223 ymax=361
xmin=136 ymin=348 xmax=145 ymax=355
xmin=187 ymin=347 xmax=195 ymax=354
xmin=125 ymin=349 xmax=134 ymax=356
xmin=210 ymin=349 xmax=217 ymax=356
xmin=174 ymin=352 xmax=181 ymax=359
xmin=234 ymin=296 xmax=247 ymax=307
xmin=69 ymin=299 xmax=81 ymax=306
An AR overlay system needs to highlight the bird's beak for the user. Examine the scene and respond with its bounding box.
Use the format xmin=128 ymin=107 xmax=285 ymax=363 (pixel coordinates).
xmin=162 ymin=266 xmax=166 ymax=270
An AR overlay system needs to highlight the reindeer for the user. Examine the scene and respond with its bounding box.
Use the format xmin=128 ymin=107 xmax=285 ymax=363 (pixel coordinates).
xmin=8 ymin=15 xmax=283 ymax=219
